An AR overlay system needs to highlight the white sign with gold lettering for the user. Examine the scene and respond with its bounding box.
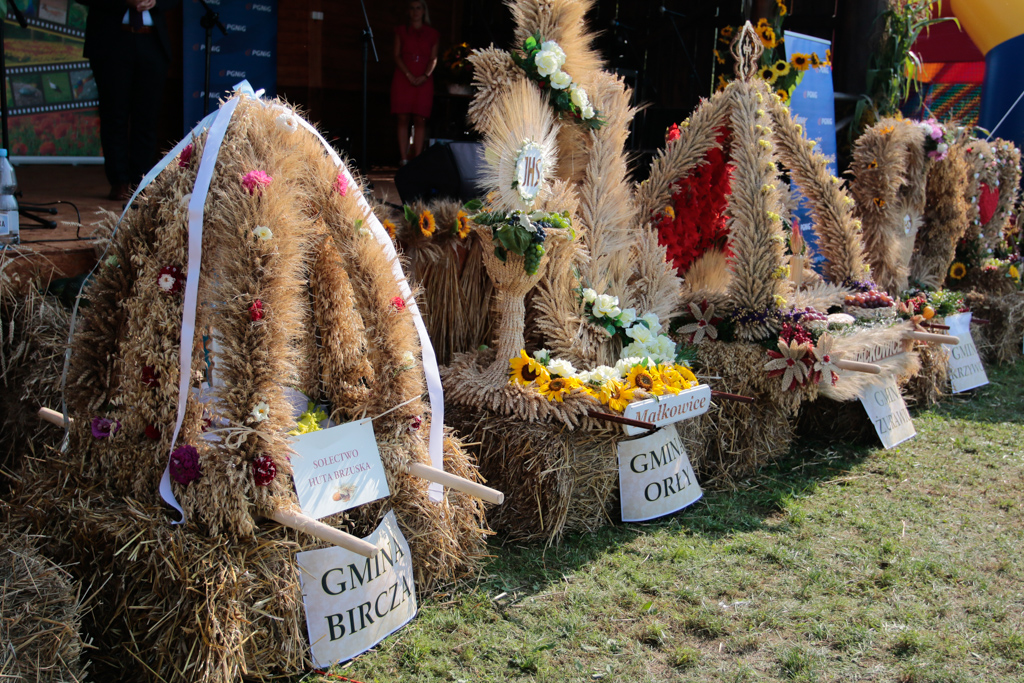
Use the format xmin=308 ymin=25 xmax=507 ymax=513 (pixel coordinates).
xmin=616 ymin=424 xmax=702 ymax=522
xmin=297 ymin=511 xmax=417 ymax=667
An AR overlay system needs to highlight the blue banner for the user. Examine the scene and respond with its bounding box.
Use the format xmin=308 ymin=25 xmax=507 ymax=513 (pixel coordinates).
xmin=784 ymin=31 xmax=837 ymax=274
xmin=182 ymin=0 xmax=277 ymax=133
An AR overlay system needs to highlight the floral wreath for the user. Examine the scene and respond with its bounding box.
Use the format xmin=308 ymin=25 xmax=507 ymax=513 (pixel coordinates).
xmin=511 ymin=34 xmax=604 ymax=129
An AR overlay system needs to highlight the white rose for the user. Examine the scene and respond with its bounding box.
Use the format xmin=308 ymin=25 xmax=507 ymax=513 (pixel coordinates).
xmin=582 ymin=288 xmax=598 ymax=304
xmin=253 ymin=225 xmax=273 ymax=241
xmin=591 ymin=365 xmax=618 ymax=384
xmin=549 ymin=70 xmax=572 ymax=90
xmin=534 ymin=49 xmax=561 ymax=78
xmin=532 ymin=348 xmax=552 ymax=365
xmin=547 ymin=358 xmax=577 ymax=378
xmin=936 ymin=142 xmax=948 ymax=154
xmin=592 ymin=294 xmax=621 ymax=318
xmin=581 ymin=104 xmax=595 ymax=120
xmin=614 ymin=357 xmax=642 ymax=376
xmin=570 ymin=85 xmax=589 ymax=109
xmin=624 ymin=323 xmax=653 ymax=345
xmin=540 ymin=41 xmax=566 ymax=69
xmin=401 ymin=351 xmax=415 ymax=366
xmin=617 ymin=308 xmax=636 ymax=326
xmin=620 ymin=342 xmax=646 ymax=361
xmin=652 ymin=335 xmax=677 ymax=363
xmin=640 ymin=312 xmax=662 ymax=333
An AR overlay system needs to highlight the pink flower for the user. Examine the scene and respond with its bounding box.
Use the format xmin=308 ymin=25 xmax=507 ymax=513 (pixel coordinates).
xmin=242 ymin=170 xmax=273 ymax=195
xmin=334 ymin=172 xmax=348 ymax=196
xmin=391 ymin=296 xmax=406 ymax=311
xmin=179 ymin=143 xmax=193 ymax=168
xmin=169 ymin=444 xmax=201 ymax=484
xmin=249 ymin=300 xmax=264 ymax=321
xmin=91 ymin=417 xmax=120 ymax=439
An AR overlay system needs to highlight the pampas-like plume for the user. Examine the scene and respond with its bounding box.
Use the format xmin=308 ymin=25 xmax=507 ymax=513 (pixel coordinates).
xmin=848 ymin=118 xmax=927 ymax=295
xmin=480 ymin=78 xmax=561 ymax=214
xmin=911 ymin=140 xmax=970 ymax=289
xmin=724 ymin=81 xmax=787 ymax=340
xmin=768 ymin=93 xmax=866 ymax=285
xmin=509 ymin=0 xmax=604 ymax=83
xmin=467 ymin=47 xmax=523 ymax=136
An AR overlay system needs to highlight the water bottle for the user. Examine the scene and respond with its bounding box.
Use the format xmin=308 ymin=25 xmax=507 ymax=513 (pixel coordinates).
xmin=0 ymin=149 xmax=19 ymax=245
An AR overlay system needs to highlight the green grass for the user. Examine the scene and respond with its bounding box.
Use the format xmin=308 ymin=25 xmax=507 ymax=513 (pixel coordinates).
xmin=317 ymin=362 xmax=1024 ymax=682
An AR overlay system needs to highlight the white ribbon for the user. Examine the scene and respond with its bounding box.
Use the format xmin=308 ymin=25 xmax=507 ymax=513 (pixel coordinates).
xmin=295 ymin=118 xmax=447 ymax=502
xmin=160 ymin=95 xmax=242 ymax=523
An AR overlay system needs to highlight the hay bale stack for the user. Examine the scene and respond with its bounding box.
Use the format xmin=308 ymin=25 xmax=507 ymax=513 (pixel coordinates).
xmin=963 ymin=291 xmax=1024 ymax=365
xmin=0 ymin=531 xmax=86 ymax=683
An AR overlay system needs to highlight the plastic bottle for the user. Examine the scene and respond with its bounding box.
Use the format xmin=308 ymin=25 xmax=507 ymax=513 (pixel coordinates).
xmin=0 ymin=149 xmax=19 ymax=245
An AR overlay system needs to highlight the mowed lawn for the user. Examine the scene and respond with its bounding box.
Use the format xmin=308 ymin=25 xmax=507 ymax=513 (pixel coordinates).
xmin=322 ymin=362 xmax=1024 ymax=683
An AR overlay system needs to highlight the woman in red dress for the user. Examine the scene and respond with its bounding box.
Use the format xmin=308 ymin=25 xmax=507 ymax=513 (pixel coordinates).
xmin=391 ymin=0 xmax=439 ymax=165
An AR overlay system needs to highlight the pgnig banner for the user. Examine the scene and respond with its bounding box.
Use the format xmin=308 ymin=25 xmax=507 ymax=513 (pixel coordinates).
xmin=182 ymin=0 xmax=277 ymax=132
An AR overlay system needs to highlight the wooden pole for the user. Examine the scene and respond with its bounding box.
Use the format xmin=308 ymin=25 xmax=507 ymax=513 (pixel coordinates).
xmin=587 ymin=410 xmax=656 ymax=430
xmin=711 ymin=390 xmax=757 ymax=404
xmin=270 ymin=507 xmax=378 ymax=557
xmin=834 ymin=359 xmax=882 ymax=374
xmin=904 ymin=331 xmax=960 ymax=345
xmin=38 ymin=407 xmax=70 ymax=426
xmin=406 ymin=462 xmax=504 ymax=505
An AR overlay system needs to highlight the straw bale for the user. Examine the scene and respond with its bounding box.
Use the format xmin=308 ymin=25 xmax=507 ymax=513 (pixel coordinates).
xmin=963 ymin=291 xmax=1024 ymax=365
xmin=904 ymin=341 xmax=949 ymax=407
xmin=818 ymin=322 xmax=920 ymax=402
xmin=911 ymin=141 xmax=970 ymax=289
xmin=0 ymin=529 xmax=87 ymax=683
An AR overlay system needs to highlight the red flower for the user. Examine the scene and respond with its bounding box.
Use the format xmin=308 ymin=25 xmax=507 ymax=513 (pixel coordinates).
xmin=142 ymin=365 xmax=158 ymax=387
xmin=145 ymin=424 xmax=161 ymax=440
xmin=391 ymin=296 xmax=406 ymax=311
xmin=179 ymin=143 xmax=193 ymax=168
xmin=666 ymin=123 xmax=681 ymax=142
xmin=409 ymin=415 xmax=423 ymax=431
xmin=169 ymin=444 xmax=201 ymax=484
xmin=252 ymin=454 xmax=277 ymax=486
xmin=978 ymin=183 xmax=999 ymax=226
xmin=249 ymin=300 xmax=264 ymax=321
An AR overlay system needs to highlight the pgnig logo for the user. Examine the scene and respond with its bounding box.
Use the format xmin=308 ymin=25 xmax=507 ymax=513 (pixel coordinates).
xmin=246 ymin=49 xmax=272 ymax=58
xmin=225 ymin=23 xmax=247 ymax=32
xmin=219 ymin=69 xmax=246 ymax=78
xmin=246 ymin=3 xmax=272 ymax=10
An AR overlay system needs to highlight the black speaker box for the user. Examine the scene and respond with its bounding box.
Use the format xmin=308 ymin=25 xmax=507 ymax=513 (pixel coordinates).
xmin=394 ymin=141 xmax=485 ymax=204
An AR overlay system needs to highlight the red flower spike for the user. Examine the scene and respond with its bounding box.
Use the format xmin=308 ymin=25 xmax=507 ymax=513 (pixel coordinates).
xmin=252 ymin=454 xmax=277 ymax=486
xmin=666 ymin=123 xmax=681 ymax=142
xmin=249 ymin=300 xmax=264 ymax=322
xmin=179 ymin=143 xmax=193 ymax=168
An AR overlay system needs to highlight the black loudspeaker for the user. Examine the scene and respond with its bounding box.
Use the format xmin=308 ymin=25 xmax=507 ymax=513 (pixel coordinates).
xmin=394 ymin=141 xmax=485 ymax=204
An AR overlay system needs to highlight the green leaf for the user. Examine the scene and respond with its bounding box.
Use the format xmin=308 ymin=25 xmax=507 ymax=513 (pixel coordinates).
xmin=494 ymin=246 xmax=507 ymax=262
xmin=605 ymin=323 xmax=617 ymax=337
xmin=403 ymin=205 xmax=417 ymax=224
xmin=524 ymin=35 xmax=538 ymax=51
xmin=463 ymin=199 xmax=483 ymax=212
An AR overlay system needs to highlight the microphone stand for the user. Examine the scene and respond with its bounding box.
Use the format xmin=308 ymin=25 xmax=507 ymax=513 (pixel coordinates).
xmin=659 ymin=6 xmax=704 ymax=95
xmin=197 ymin=0 xmax=227 ymax=117
xmin=359 ymin=0 xmax=379 ymax=173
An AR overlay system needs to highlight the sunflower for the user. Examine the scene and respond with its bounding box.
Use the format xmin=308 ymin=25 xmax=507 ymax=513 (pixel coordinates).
xmin=716 ymin=74 xmax=730 ymax=92
xmin=509 ymin=350 xmax=550 ymax=385
xmin=720 ymin=25 xmax=734 ymax=39
xmin=776 ymin=0 xmax=788 ymax=16
xmin=949 ymin=262 xmax=967 ymax=280
xmin=776 ymin=89 xmax=790 ymax=104
xmin=825 ymin=49 xmax=832 ymax=65
xmin=676 ymin=364 xmax=698 ymax=384
xmin=599 ymin=381 xmax=637 ymax=413
xmin=714 ymin=49 xmax=725 ymax=65
xmin=810 ymin=52 xmax=821 ymax=68
xmin=626 ymin=364 xmax=659 ymax=393
xmin=455 ymin=210 xmax=471 ymax=239
xmin=756 ymin=25 xmax=777 ymax=48
xmin=1010 ymin=264 xmax=1021 ymax=283
xmin=773 ymin=59 xmax=791 ymax=76
xmin=758 ymin=66 xmax=778 ymax=84
xmin=538 ymin=375 xmax=581 ymax=402
xmin=418 ymin=209 xmax=436 ymax=237
xmin=790 ymin=53 xmax=811 ymax=71
xmin=757 ymin=17 xmax=769 ymax=28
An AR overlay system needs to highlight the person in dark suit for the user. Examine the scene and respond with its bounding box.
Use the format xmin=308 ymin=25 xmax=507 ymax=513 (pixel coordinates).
xmin=76 ymin=0 xmax=179 ymax=201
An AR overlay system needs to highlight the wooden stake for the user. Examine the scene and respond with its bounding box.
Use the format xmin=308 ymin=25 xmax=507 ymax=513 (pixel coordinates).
xmin=834 ymin=359 xmax=882 ymax=374
xmin=921 ymin=322 xmax=951 ymax=330
xmin=38 ymin=407 xmax=71 ymax=427
xmin=407 ymin=462 xmax=504 ymax=505
xmin=270 ymin=507 xmax=378 ymax=557
xmin=972 ymin=317 xmax=990 ymax=325
xmin=587 ymin=410 xmax=656 ymax=431
xmin=904 ymin=331 xmax=959 ymax=345
xmin=710 ymin=390 xmax=756 ymax=404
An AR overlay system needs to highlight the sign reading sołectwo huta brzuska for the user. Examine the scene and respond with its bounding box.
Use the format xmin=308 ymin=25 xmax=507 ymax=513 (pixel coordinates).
xmin=296 ymin=511 xmax=416 ymax=667
xmin=616 ymin=424 xmax=702 ymax=522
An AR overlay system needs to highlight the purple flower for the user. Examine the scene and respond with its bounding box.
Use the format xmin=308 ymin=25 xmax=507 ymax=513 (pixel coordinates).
xmin=91 ymin=417 xmax=120 ymax=439
xmin=169 ymin=444 xmax=201 ymax=484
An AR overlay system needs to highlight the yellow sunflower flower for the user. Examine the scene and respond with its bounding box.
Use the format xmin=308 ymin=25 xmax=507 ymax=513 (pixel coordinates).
xmin=626 ymin=364 xmax=659 ymax=393
xmin=509 ymin=350 xmax=549 ymax=385
xmin=758 ymin=66 xmax=778 ymax=84
xmin=790 ymin=53 xmax=810 ymax=71
xmin=949 ymin=262 xmax=967 ymax=280
xmin=757 ymin=17 xmax=769 ymax=28
xmin=383 ymin=218 xmax=397 ymax=240
xmin=757 ymin=25 xmax=777 ymax=48
xmin=810 ymin=52 xmax=821 ymax=68
xmin=455 ymin=210 xmax=471 ymax=239
xmin=773 ymin=59 xmax=791 ymax=76
xmin=714 ymin=49 xmax=725 ymax=65
xmin=720 ymin=25 xmax=734 ymax=39
xmin=599 ymin=381 xmax=637 ymax=413
xmin=418 ymin=210 xmax=436 ymax=237
xmin=716 ymin=74 xmax=730 ymax=92
xmin=776 ymin=0 xmax=788 ymax=16
xmin=1010 ymin=264 xmax=1021 ymax=283
xmin=776 ymin=89 xmax=790 ymax=104
xmin=676 ymin=364 xmax=698 ymax=384
xmin=825 ymin=49 xmax=832 ymax=65
xmin=539 ymin=376 xmax=581 ymax=403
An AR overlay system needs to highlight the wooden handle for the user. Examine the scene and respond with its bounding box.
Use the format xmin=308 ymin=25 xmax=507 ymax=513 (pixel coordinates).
xmin=972 ymin=317 xmax=990 ymax=325
xmin=710 ymin=390 xmax=756 ymax=404
xmin=587 ymin=410 xmax=657 ymax=431
xmin=834 ymin=359 xmax=882 ymax=374
xmin=904 ymin=330 xmax=960 ymax=345
xmin=407 ymin=462 xmax=504 ymax=505
xmin=921 ymin=322 xmax=950 ymax=330
xmin=38 ymin=407 xmax=71 ymax=426
xmin=270 ymin=508 xmax=378 ymax=557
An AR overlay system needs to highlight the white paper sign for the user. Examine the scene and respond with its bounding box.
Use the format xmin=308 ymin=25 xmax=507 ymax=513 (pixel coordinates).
xmin=291 ymin=419 xmax=390 ymax=520
xmin=859 ymin=376 xmax=915 ymax=449
xmin=944 ymin=312 xmax=989 ymax=393
xmin=616 ymin=424 xmax=703 ymax=522
xmin=621 ymin=384 xmax=712 ymax=436
xmin=297 ymin=511 xmax=417 ymax=668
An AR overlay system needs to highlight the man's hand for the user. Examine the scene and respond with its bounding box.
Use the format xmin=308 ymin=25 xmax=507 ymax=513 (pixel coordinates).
xmin=129 ymin=0 xmax=157 ymax=12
